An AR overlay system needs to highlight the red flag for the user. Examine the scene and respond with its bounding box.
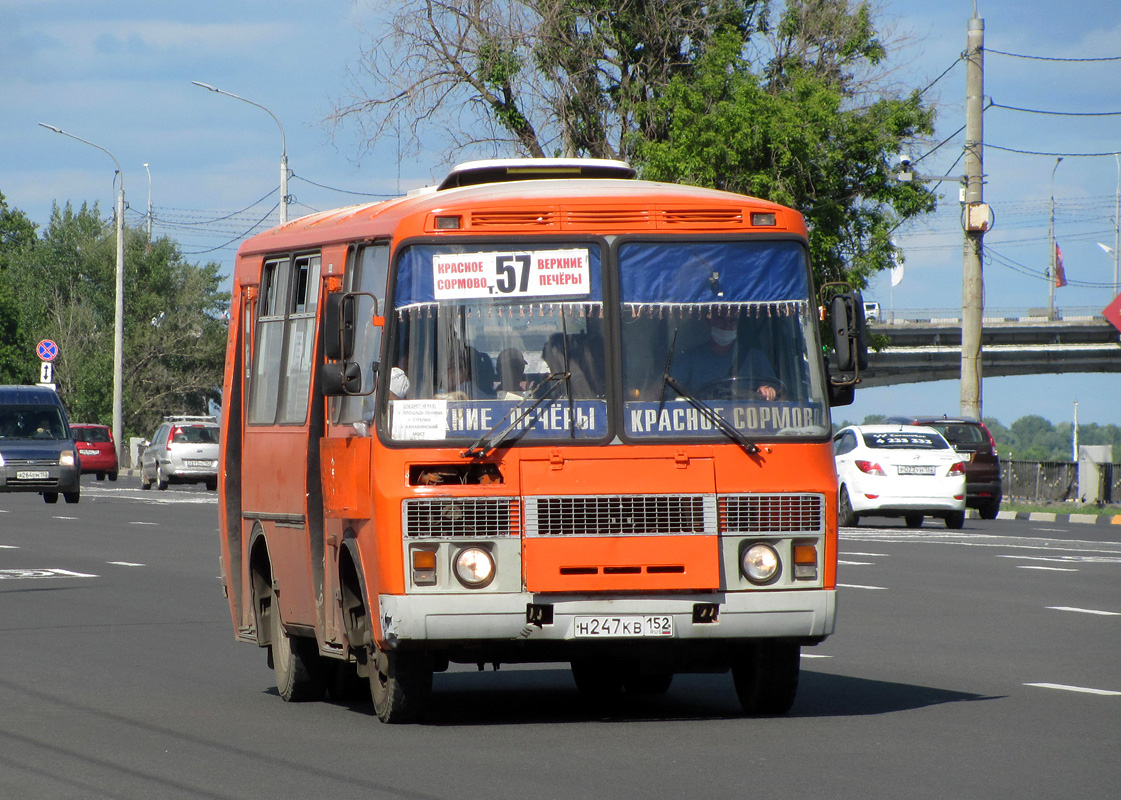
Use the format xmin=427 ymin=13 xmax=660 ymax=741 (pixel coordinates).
xmin=1055 ymin=243 xmax=1067 ymax=288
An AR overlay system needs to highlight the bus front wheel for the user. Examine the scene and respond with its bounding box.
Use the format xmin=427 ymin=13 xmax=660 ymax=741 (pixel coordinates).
xmin=370 ymin=648 xmax=432 ymax=724
xmin=268 ymin=585 xmax=325 ymax=703
xmin=732 ymin=641 xmax=800 ymax=716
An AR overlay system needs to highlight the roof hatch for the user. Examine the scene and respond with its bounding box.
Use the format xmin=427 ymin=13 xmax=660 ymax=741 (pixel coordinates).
xmin=437 ymin=158 xmax=636 ymax=190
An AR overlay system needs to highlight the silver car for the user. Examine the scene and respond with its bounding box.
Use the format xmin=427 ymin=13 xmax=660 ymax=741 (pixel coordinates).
xmin=140 ymin=416 xmax=219 ymax=491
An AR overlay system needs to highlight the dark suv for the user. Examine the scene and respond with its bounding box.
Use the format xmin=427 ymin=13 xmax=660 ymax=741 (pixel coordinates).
xmin=885 ymin=416 xmax=1002 ymax=519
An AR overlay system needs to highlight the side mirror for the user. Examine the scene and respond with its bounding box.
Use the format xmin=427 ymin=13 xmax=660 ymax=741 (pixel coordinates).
xmin=323 ymin=292 xmax=358 ymax=361
xmin=322 ymin=362 xmax=364 ymax=396
xmin=830 ymin=291 xmax=868 ymax=373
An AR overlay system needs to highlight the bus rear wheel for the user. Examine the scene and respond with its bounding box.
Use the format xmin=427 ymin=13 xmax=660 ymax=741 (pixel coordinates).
xmin=370 ymin=649 xmax=432 ymax=724
xmin=268 ymin=585 xmax=325 ymax=703
xmin=732 ymin=641 xmax=800 ymax=716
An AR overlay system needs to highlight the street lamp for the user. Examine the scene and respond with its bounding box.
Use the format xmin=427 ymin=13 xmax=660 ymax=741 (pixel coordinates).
xmin=39 ymin=123 xmax=125 ymax=461
xmin=191 ymin=81 xmax=289 ymax=224
xmin=1048 ymin=157 xmax=1063 ymax=320
xmin=143 ymin=162 xmax=152 ymax=251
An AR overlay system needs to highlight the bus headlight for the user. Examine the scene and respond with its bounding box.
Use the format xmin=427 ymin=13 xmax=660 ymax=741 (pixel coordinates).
xmin=740 ymin=543 xmax=781 ymax=585
xmin=453 ymin=547 xmax=495 ymax=588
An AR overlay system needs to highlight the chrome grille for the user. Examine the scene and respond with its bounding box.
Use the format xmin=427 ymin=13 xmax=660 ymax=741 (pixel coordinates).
xmin=4 ymin=458 xmax=59 ymax=467
xmin=525 ymin=495 xmax=715 ymax=536
xmin=402 ymin=498 xmax=519 ymax=538
xmin=719 ymin=494 xmax=825 ymax=533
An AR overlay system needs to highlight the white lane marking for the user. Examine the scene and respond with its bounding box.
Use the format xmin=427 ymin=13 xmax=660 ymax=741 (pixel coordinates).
xmin=1047 ymin=606 xmax=1121 ymax=616
xmin=0 ymin=568 xmax=99 ymax=580
xmin=107 ymin=561 xmax=145 ymax=567
xmin=838 ymin=583 xmax=887 ymax=590
xmin=845 ymin=552 xmax=891 ymax=557
xmin=838 ymin=560 xmax=874 ymax=566
xmin=1025 ymin=683 xmax=1121 ymax=696
xmin=129 ymin=521 xmax=159 ymax=526
xmin=801 ymin=654 xmax=832 ymax=659
xmin=0 ymin=545 xmax=18 ymax=549
xmin=51 ymin=516 xmax=79 ymax=521
xmin=1018 ymin=566 xmax=1079 ymax=572
xmin=999 ymin=554 xmax=1121 ymax=565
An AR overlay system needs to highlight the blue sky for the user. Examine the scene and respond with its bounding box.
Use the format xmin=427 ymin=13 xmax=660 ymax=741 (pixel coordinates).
xmin=2 ymin=1 xmax=1120 ymax=431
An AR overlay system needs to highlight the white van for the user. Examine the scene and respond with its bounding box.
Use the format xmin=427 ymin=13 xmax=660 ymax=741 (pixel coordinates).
xmin=863 ymin=301 xmax=881 ymax=323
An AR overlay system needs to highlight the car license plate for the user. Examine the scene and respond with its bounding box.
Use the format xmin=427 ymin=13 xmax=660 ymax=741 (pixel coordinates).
xmin=79 ymin=449 xmax=99 ymax=456
xmin=16 ymin=470 xmax=49 ymax=480
xmin=186 ymin=460 xmax=212 ymax=468
xmin=897 ymin=465 xmax=936 ymax=475
xmin=573 ymin=615 xmax=673 ymax=638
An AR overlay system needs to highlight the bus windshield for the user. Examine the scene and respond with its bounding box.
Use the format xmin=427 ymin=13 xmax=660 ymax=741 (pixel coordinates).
xmin=385 ymin=241 xmax=607 ymax=443
xmin=618 ymin=240 xmax=829 ymax=440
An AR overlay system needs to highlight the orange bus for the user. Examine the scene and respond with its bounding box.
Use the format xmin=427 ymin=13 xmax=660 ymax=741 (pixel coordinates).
xmin=218 ymin=158 xmax=867 ymax=722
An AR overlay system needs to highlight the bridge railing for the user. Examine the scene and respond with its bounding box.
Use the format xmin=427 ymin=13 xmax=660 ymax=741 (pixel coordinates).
xmin=999 ymin=460 xmax=1121 ymax=505
xmin=874 ymin=306 xmax=1109 ymax=323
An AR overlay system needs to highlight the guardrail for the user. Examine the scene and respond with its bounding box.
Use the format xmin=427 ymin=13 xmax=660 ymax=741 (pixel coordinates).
xmin=1000 ymin=459 xmax=1121 ymax=505
xmin=870 ymin=306 xmax=1110 ymax=324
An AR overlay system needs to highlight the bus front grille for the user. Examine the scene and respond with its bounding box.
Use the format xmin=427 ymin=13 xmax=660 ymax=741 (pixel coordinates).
xmin=525 ymin=495 xmax=715 ymax=536
xmin=402 ymin=498 xmax=520 ymax=538
xmin=718 ymin=494 xmax=825 ymax=533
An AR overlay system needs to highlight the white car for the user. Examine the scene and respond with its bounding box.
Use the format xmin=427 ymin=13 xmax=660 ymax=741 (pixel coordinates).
xmin=833 ymin=424 xmax=966 ymax=528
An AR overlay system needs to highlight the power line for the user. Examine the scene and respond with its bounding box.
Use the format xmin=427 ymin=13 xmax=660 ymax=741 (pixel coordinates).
xmin=988 ymin=144 xmax=1121 ymax=158
xmin=989 ymin=102 xmax=1121 ymax=117
xmin=290 ymin=173 xmax=397 ymax=198
xmin=986 ymin=48 xmax=1121 ymax=62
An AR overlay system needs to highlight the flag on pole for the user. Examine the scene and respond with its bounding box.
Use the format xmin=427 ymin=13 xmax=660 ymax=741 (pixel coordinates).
xmin=1055 ymin=243 xmax=1067 ymax=288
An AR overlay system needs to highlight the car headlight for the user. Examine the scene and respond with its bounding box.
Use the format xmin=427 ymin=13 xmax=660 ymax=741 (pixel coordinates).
xmin=453 ymin=547 xmax=495 ymax=588
xmin=59 ymin=449 xmax=76 ymax=467
xmin=740 ymin=542 xmax=781 ymax=585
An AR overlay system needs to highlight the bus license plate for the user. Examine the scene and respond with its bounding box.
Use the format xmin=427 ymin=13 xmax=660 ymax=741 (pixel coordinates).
xmin=573 ymin=615 xmax=673 ymax=638
xmin=897 ymin=465 xmax=935 ymax=475
xmin=17 ymin=470 xmax=49 ymax=480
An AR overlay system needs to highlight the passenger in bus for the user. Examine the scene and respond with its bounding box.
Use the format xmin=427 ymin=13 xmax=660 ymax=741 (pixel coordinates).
xmin=496 ymin=348 xmax=527 ymax=400
xmin=390 ymin=353 xmax=410 ymax=399
xmin=468 ymin=347 xmax=497 ymax=399
xmin=541 ymin=332 xmax=603 ymax=398
xmin=672 ymin=315 xmax=779 ymax=400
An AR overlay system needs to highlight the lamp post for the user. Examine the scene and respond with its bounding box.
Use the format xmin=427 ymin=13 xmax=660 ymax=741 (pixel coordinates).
xmin=1048 ymin=157 xmax=1063 ymax=320
xmin=143 ymin=162 xmax=153 ymax=253
xmin=39 ymin=123 xmax=125 ymax=461
xmin=191 ymin=81 xmax=289 ymax=224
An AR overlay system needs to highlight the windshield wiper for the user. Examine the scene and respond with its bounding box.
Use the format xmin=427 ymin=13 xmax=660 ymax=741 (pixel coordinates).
xmin=462 ymin=372 xmax=568 ymax=459
xmin=661 ymin=373 xmax=759 ymax=456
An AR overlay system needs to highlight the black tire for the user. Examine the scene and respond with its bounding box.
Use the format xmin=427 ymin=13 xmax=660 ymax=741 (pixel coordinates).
xmin=63 ymin=491 xmax=80 ymax=504
xmin=96 ymin=473 xmax=105 ymax=481
xmin=571 ymin=658 xmax=625 ymax=699
xmin=732 ymin=641 xmax=801 ymax=716
xmin=978 ymin=500 xmax=1000 ymax=520
xmin=157 ymin=466 xmax=169 ymax=491
xmin=140 ymin=474 xmax=151 ymax=490
xmin=904 ymin=513 xmax=924 ymax=528
xmin=43 ymin=492 xmax=59 ymax=504
xmin=268 ymin=585 xmax=326 ymax=703
xmin=944 ymin=510 xmax=966 ymax=529
xmin=108 ymin=472 xmax=118 ymax=482
xmin=205 ymin=477 xmax=218 ymax=491
xmin=370 ymin=649 xmax=432 ymax=724
xmin=837 ymin=486 xmax=857 ymax=528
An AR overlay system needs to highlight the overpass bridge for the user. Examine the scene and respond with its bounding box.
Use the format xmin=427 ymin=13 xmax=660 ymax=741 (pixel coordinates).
xmin=858 ymin=307 xmax=1121 ymax=387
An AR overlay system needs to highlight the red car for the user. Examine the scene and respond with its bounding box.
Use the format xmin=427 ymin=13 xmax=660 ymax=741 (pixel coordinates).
xmin=70 ymin=423 xmax=119 ymax=481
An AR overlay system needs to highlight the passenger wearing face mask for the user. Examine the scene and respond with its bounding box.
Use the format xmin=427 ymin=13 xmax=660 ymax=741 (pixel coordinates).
xmin=671 ymin=314 xmax=779 ymax=400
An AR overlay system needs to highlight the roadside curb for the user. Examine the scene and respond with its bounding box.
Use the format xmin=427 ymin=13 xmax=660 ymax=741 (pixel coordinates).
xmin=970 ymin=509 xmax=1121 ymax=525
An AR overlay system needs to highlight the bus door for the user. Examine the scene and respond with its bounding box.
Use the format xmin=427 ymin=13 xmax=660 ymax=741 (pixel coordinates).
xmin=321 ymin=243 xmax=389 ymax=645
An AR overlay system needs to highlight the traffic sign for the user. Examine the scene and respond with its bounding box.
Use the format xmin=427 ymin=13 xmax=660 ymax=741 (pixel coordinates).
xmin=1103 ymin=293 xmax=1121 ymax=334
xmin=36 ymin=339 xmax=59 ymax=361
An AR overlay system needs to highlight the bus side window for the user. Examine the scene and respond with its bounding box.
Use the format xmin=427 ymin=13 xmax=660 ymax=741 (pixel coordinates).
xmin=248 ymin=258 xmax=290 ymax=424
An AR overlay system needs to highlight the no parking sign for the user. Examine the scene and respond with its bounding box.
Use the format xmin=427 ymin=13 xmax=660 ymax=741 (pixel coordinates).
xmin=36 ymin=339 xmax=58 ymax=385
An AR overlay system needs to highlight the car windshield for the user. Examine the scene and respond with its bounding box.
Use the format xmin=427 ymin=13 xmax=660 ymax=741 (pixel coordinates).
xmin=617 ymin=240 xmax=828 ymax=441
xmin=864 ymin=432 xmax=948 ymax=450
xmin=0 ymin=406 xmax=67 ymax=440
xmin=383 ymin=241 xmax=606 ymax=443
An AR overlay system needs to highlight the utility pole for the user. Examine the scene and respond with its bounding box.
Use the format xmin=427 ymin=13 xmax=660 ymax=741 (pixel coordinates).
xmin=960 ymin=10 xmax=985 ymax=420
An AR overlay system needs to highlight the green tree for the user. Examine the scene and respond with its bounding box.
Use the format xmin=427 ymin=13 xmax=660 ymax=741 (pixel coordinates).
xmin=0 ymin=191 xmax=39 ymax=383
xmin=337 ymin=0 xmax=936 ymax=289
xmin=4 ymin=199 xmax=228 ymax=440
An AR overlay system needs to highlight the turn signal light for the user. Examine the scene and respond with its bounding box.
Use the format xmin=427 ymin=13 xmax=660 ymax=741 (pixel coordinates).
xmin=792 ymin=543 xmax=818 ymax=580
xmin=411 ymin=547 xmax=437 ymax=586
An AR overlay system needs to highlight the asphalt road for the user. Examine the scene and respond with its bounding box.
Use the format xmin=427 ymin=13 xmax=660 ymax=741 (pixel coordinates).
xmin=1 ymin=480 xmax=1118 ymax=799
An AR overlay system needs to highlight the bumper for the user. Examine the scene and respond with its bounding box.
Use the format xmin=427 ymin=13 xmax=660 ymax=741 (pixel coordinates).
xmin=378 ymin=589 xmax=836 ymax=650
xmin=0 ymin=465 xmax=80 ymax=493
xmin=164 ymin=461 xmax=218 ymax=482
xmin=851 ymin=492 xmax=965 ymax=515
xmin=965 ymin=479 xmax=1002 ymax=506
